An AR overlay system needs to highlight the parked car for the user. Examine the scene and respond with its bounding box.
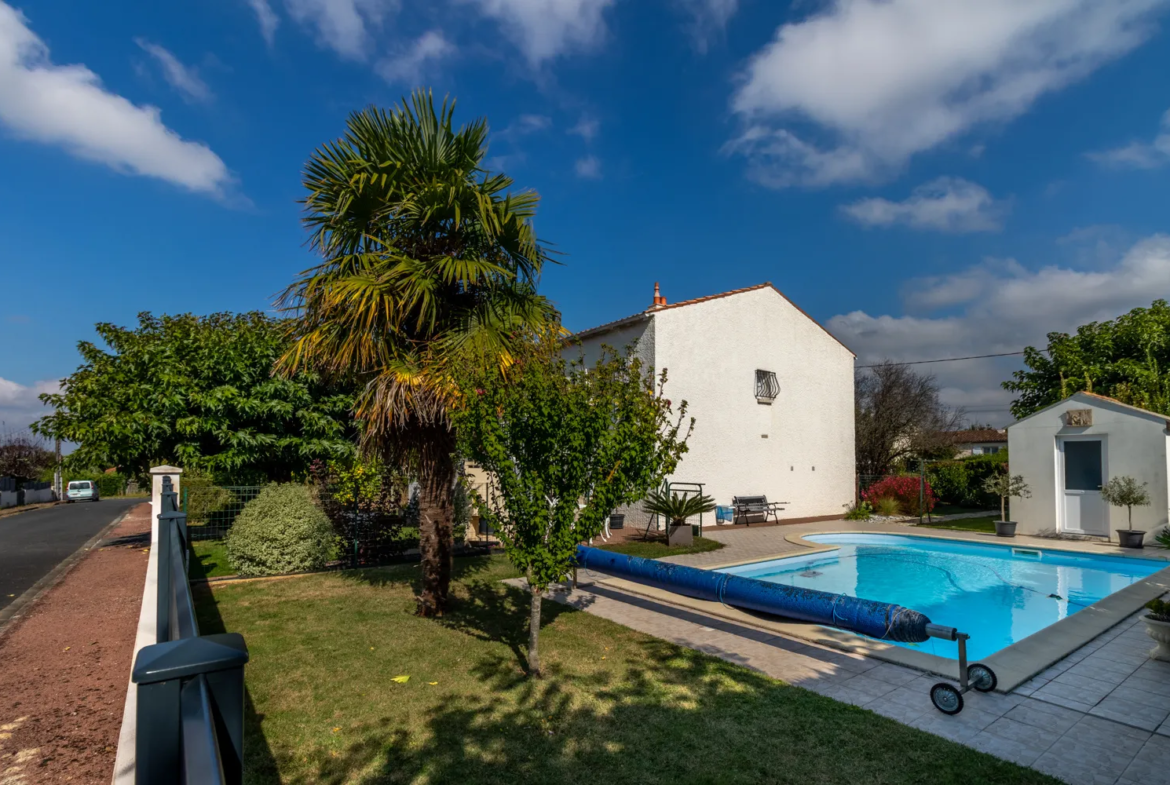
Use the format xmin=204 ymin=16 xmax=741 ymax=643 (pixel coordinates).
xmin=66 ymin=480 xmax=100 ymax=502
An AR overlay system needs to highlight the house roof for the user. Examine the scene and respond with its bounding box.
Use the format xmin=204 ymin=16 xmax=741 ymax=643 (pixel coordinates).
xmin=948 ymin=428 xmax=1008 ymax=444
xmin=1008 ymin=390 xmax=1170 ymax=428
xmin=570 ymin=282 xmax=855 ymax=356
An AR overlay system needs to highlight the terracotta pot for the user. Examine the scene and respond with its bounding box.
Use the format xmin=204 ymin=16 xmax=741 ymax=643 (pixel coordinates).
xmin=1144 ymin=617 xmax=1170 ymax=661
xmin=1117 ymin=530 xmax=1145 ymax=549
xmin=994 ymin=520 xmax=1017 ymax=537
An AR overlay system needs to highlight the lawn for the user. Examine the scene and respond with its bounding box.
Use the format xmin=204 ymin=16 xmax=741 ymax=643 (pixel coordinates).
xmin=917 ymin=516 xmax=998 ymax=534
xmin=597 ymin=536 xmax=725 ymax=559
xmin=195 ymin=554 xmax=1055 ymax=785
xmin=191 ymin=539 xmax=234 ymax=579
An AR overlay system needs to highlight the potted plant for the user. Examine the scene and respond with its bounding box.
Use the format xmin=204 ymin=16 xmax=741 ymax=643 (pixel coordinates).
xmin=643 ymin=489 xmax=716 ymax=546
xmin=982 ymin=469 xmax=1030 ymax=537
xmin=1100 ymin=476 xmax=1151 ymax=548
xmin=1143 ymin=598 xmax=1170 ymax=661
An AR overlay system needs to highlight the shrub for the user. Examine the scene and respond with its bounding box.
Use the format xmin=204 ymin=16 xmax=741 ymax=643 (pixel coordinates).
xmin=225 ymin=484 xmax=335 ymax=576
xmin=925 ymin=452 xmax=1007 ymax=509
xmin=1147 ymin=598 xmax=1170 ymax=622
xmin=862 ymin=475 xmax=936 ymax=516
xmin=1156 ymin=527 xmax=1170 ymax=549
xmin=873 ymin=496 xmax=902 ymax=517
xmin=843 ymin=501 xmax=873 ymax=521
xmin=309 ymin=459 xmax=416 ymax=566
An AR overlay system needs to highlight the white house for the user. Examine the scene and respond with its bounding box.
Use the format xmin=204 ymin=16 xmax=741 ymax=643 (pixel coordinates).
xmin=1008 ymin=392 xmax=1170 ymax=543
xmin=571 ymin=282 xmax=856 ymax=528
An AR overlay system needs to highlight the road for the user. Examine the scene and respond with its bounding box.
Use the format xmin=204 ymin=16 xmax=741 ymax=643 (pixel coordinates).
xmin=0 ymin=498 xmax=142 ymax=612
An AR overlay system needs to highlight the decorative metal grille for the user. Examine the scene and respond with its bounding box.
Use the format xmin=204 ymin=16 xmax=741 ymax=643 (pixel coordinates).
xmin=755 ymin=370 xmax=779 ymax=403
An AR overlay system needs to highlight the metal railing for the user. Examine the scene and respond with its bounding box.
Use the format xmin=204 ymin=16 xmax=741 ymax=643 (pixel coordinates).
xmin=131 ymin=477 xmax=249 ymax=784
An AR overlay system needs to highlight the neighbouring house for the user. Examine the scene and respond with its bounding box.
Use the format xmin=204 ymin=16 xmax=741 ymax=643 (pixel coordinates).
xmin=948 ymin=428 xmax=1008 ymax=457
xmin=570 ymin=282 xmax=856 ymax=531
xmin=1008 ymin=391 xmax=1170 ymax=543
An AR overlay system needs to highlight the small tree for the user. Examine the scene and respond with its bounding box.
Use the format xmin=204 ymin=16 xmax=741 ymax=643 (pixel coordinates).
xmin=643 ymin=489 xmax=716 ymax=527
xmin=453 ymin=340 xmax=693 ymax=677
xmin=1100 ymin=476 xmax=1151 ymax=530
xmin=982 ymin=469 xmax=1030 ymax=522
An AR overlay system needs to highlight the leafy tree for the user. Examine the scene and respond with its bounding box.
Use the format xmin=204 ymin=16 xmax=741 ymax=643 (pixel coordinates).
xmin=452 ymin=341 xmax=693 ymax=677
xmin=1100 ymin=476 xmax=1151 ymax=530
xmin=981 ymin=470 xmax=1030 ymax=522
xmin=1005 ymin=299 xmax=1170 ymax=418
xmin=33 ymin=312 xmax=355 ymax=481
xmin=855 ymin=361 xmax=964 ymax=476
xmin=278 ymin=90 xmax=560 ymax=617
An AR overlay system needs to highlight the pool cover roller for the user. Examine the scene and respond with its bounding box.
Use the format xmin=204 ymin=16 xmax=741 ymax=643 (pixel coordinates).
xmin=574 ymin=545 xmax=932 ymax=643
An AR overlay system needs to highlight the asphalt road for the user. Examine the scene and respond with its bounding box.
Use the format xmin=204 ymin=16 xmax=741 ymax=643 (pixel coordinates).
xmin=0 ymin=498 xmax=142 ymax=612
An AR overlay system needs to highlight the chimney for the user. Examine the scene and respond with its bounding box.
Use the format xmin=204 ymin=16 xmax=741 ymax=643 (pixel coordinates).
xmin=652 ymin=282 xmax=667 ymax=308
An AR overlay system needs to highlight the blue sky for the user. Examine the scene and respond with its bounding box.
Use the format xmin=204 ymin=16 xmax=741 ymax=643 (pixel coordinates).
xmin=2 ymin=0 xmax=1170 ymax=433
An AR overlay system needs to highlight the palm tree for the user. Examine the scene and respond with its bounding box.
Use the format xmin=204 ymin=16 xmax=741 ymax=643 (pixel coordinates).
xmin=642 ymin=489 xmax=716 ymax=526
xmin=277 ymin=90 xmax=560 ymax=616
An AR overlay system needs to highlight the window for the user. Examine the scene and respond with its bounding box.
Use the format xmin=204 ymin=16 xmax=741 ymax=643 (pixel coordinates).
xmin=68 ymin=481 xmax=91 ymax=490
xmin=755 ymin=370 xmax=779 ymax=404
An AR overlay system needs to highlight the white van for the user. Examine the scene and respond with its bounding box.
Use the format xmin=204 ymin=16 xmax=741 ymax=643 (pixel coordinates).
xmin=66 ymin=480 xmax=100 ymax=502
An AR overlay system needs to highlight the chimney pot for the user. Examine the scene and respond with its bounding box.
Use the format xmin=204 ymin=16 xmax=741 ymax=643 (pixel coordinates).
xmin=652 ymin=282 xmax=666 ymax=307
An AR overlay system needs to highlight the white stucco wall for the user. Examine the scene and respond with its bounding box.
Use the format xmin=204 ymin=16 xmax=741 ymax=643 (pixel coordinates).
xmin=575 ymin=287 xmax=855 ymax=525
xmin=1008 ymin=394 xmax=1170 ymax=541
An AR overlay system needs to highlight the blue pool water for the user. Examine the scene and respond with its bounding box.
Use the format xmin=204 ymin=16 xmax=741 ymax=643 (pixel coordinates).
xmin=717 ymin=534 xmax=1166 ymax=660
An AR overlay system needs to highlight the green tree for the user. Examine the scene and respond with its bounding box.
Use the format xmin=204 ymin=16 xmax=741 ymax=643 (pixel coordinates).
xmin=1005 ymin=300 xmax=1170 ymax=418
xmin=452 ymin=341 xmax=693 ymax=676
xmin=33 ymin=312 xmax=355 ymax=481
xmin=981 ymin=469 xmax=1030 ymax=523
xmin=1100 ymin=476 xmax=1151 ymax=529
xmin=278 ymin=90 xmax=560 ymax=617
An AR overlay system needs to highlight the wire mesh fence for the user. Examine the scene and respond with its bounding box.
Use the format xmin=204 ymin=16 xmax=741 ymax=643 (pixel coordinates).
xmin=183 ymin=485 xmax=263 ymax=541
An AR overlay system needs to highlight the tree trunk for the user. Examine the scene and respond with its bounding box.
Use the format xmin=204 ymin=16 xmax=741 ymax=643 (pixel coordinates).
xmin=528 ymin=581 xmax=543 ymax=678
xmin=416 ymin=430 xmax=456 ymax=618
xmin=1001 ymin=495 xmax=1006 ymax=522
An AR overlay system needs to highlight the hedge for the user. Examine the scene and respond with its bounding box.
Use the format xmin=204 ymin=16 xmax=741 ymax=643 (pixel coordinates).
xmin=225 ymin=484 xmax=335 ymax=576
xmin=925 ymin=453 xmax=1008 ymax=509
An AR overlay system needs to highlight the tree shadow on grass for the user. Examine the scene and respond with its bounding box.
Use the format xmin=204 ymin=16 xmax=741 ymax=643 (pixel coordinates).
xmin=193 ymin=583 xmax=281 ymax=784
xmin=292 ymin=633 xmax=1056 ymax=785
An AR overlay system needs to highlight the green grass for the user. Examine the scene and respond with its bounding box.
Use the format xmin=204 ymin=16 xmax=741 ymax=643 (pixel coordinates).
xmin=195 ymin=554 xmax=1056 ymax=785
xmin=932 ymin=503 xmax=995 ymax=516
xmin=597 ymin=536 xmax=725 ymax=559
xmin=917 ymin=516 xmax=998 ymax=534
xmin=191 ymin=539 xmax=235 ymax=579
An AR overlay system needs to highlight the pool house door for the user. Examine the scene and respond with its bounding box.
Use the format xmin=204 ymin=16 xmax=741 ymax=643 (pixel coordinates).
xmin=1057 ymin=437 xmax=1107 ymax=536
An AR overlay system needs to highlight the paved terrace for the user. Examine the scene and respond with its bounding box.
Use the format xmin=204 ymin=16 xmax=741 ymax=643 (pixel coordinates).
xmin=549 ymin=520 xmax=1170 ymax=785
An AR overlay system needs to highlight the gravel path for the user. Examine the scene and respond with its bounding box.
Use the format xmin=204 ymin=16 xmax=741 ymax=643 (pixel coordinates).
xmin=0 ymin=503 xmax=150 ymax=784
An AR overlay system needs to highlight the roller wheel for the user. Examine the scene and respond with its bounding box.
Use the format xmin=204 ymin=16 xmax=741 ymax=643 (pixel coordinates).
xmin=968 ymin=663 xmax=997 ymax=693
xmin=930 ymin=682 xmax=964 ymax=715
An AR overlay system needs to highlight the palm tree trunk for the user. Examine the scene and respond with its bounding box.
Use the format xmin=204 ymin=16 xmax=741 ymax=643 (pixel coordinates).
xmin=416 ymin=430 xmax=455 ymax=617
xmin=528 ymin=581 xmax=543 ymax=678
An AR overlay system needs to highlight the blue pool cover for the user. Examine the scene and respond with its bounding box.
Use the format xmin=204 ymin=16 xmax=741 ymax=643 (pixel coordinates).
xmin=574 ymin=545 xmax=932 ymax=643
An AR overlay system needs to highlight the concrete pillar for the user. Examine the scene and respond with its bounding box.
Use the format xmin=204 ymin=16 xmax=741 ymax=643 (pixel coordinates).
xmin=150 ymin=466 xmax=182 ymax=541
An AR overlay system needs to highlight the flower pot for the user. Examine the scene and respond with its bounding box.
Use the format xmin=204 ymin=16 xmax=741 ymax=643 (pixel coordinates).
xmin=994 ymin=520 xmax=1017 ymax=537
xmin=667 ymin=523 xmax=693 ymax=547
xmin=1144 ymin=617 xmax=1170 ymax=661
xmin=1117 ymin=530 xmax=1145 ymax=549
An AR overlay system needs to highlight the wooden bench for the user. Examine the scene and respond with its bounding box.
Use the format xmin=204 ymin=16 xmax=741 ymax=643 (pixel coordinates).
xmin=731 ymin=495 xmax=787 ymax=525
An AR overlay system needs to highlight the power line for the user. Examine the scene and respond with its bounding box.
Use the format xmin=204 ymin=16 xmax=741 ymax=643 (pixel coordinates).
xmin=856 ymin=350 xmax=1034 ymax=369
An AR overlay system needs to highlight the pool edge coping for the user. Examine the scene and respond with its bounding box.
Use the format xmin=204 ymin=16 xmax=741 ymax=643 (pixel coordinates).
xmin=655 ymin=529 xmax=1170 ymax=692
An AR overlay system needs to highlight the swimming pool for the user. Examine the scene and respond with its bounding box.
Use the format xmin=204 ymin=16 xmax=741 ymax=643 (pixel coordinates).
xmin=717 ymin=533 xmax=1166 ymax=660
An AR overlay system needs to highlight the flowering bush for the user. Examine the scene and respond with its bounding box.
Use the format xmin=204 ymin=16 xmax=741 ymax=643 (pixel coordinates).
xmin=862 ymin=475 xmax=936 ymax=516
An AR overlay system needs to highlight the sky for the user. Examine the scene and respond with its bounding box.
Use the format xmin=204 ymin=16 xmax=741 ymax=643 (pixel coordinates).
xmin=2 ymin=0 xmax=1170 ymax=435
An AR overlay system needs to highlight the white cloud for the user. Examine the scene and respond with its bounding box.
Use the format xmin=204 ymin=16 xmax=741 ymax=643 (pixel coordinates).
xmin=247 ymin=0 xmax=281 ymax=47
xmin=500 ymin=113 xmax=552 ymax=137
xmin=827 ymin=235 xmax=1170 ymax=422
xmin=284 ymin=0 xmax=398 ymax=60
xmin=1088 ymin=108 xmax=1170 ymax=169
xmin=376 ymin=30 xmax=454 ymax=83
xmin=676 ymin=0 xmax=738 ymax=52
xmin=574 ymin=154 xmax=601 ymax=178
xmin=568 ymin=114 xmax=598 ymax=142
xmin=467 ymin=0 xmax=615 ymax=65
xmin=0 ymin=3 xmax=233 ymax=196
xmin=841 ymin=177 xmax=1006 ymax=233
xmin=729 ymin=0 xmax=1168 ymax=187
xmin=135 ymin=39 xmax=213 ymax=103
xmin=0 ymin=377 xmax=58 ymax=435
